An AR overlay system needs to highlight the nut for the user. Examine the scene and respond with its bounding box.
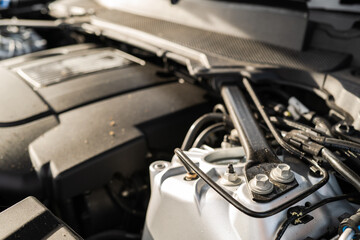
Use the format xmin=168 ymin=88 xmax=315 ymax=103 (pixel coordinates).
xmin=270 ymin=164 xmax=295 ymax=183
xmin=249 ymin=174 xmax=274 ymax=195
xmin=223 ymin=172 xmax=239 ymax=182
xmin=221 ymin=164 xmax=241 ymax=186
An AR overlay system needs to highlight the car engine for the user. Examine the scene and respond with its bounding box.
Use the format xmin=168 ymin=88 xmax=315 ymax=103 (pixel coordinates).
xmin=0 ymin=0 xmax=359 ymax=240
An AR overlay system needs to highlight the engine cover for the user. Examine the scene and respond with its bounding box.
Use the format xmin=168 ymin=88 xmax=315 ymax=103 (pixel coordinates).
xmin=0 ymin=44 xmax=210 ymax=202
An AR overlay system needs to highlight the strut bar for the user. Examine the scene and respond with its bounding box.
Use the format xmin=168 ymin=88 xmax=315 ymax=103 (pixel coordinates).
xmin=221 ymin=85 xmax=278 ymax=163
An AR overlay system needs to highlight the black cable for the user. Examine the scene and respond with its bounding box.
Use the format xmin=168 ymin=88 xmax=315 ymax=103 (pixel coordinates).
xmin=175 ymin=148 xmax=328 ymax=218
xmin=192 ymin=122 xmax=227 ymax=148
xmin=321 ymin=148 xmax=360 ymax=192
xmin=270 ymin=116 xmax=318 ymax=134
xmin=241 ymin=78 xmax=360 ymax=217
xmin=258 ymin=88 xmax=332 ymax=136
xmin=241 ymin=79 xmax=329 ymax=181
xmin=181 ymin=112 xmax=232 ymax=151
xmin=323 ymin=138 xmax=360 ymax=154
xmin=275 ymin=193 xmax=360 ymax=240
xmin=272 ymin=118 xmax=360 ymax=154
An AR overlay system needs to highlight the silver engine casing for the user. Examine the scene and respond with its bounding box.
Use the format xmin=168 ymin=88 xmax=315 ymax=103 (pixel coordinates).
xmin=144 ymin=147 xmax=357 ymax=240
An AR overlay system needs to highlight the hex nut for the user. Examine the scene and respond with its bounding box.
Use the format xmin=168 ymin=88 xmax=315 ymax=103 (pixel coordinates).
xmin=249 ymin=174 xmax=274 ymax=195
xmin=270 ymin=163 xmax=295 ymax=183
xmin=221 ymin=164 xmax=241 ymax=186
xmin=224 ymin=172 xmax=238 ymax=182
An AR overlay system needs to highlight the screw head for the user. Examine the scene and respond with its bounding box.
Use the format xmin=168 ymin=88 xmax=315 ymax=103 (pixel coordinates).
xmin=151 ymin=161 xmax=170 ymax=172
xmin=255 ymin=174 xmax=269 ymax=187
xmin=249 ymin=174 xmax=274 ymax=195
xmin=153 ymin=163 xmax=166 ymax=171
xmin=270 ymin=164 xmax=295 ymax=183
xmin=278 ymin=164 xmax=291 ymax=175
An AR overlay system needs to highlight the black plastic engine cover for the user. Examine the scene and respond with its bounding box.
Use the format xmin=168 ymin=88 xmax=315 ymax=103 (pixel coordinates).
xmin=0 ymin=64 xmax=57 ymax=202
xmin=1 ymin=44 xmax=174 ymax=113
xmin=0 ymin=44 xmax=210 ymax=201
xmin=29 ymin=82 xmax=208 ymax=199
xmin=0 ymin=116 xmax=57 ymax=202
xmin=0 ymin=196 xmax=82 ymax=240
xmin=0 ymin=68 xmax=50 ymax=126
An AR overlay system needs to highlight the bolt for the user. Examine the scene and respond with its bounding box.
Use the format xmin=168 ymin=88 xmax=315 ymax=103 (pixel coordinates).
xmin=227 ymin=164 xmax=235 ymax=174
xmin=270 ymin=164 xmax=295 ymax=183
xmin=221 ymin=135 xmax=232 ymax=149
xmin=278 ymin=164 xmax=291 ymax=175
xmin=249 ymin=173 xmax=274 ymax=195
xmin=255 ymin=174 xmax=269 ymax=187
xmin=224 ymin=164 xmax=237 ymax=182
xmin=221 ymin=164 xmax=241 ymax=186
xmin=230 ymin=129 xmax=239 ymax=139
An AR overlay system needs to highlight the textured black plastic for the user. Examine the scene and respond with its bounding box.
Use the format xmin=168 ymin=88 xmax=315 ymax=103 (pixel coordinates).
xmin=0 ymin=68 xmax=49 ymax=125
xmin=0 ymin=116 xmax=58 ymax=202
xmin=0 ymin=197 xmax=82 ymax=240
xmin=94 ymin=9 xmax=350 ymax=72
xmin=38 ymin=64 xmax=173 ymax=113
xmin=6 ymin=44 xmax=174 ymax=113
xmin=29 ymin=82 xmax=208 ymax=198
xmin=0 ymin=44 xmax=209 ymax=203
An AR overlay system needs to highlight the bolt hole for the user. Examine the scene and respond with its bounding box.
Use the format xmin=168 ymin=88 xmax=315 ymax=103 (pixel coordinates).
xmin=154 ymin=163 xmax=164 ymax=168
xmin=339 ymin=124 xmax=348 ymax=131
xmin=305 ymin=202 xmax=311 ymax=208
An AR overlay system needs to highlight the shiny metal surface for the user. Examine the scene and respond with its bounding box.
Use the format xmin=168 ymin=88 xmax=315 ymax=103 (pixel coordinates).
xmin=145 ymin=147 xmax=358 ymax=240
